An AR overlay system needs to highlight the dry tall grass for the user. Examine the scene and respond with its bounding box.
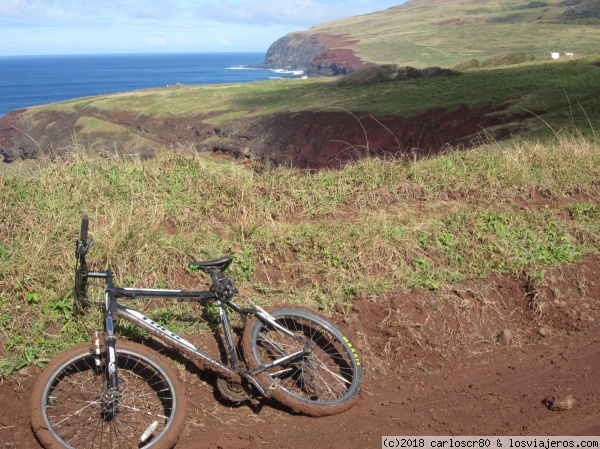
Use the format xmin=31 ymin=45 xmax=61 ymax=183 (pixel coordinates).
xmin=0 ymin=134 xmax=598 ymax=374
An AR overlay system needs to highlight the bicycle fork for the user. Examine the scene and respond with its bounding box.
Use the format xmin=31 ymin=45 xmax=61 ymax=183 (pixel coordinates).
xmin=96 ymin=272 xmax=122 ymax=418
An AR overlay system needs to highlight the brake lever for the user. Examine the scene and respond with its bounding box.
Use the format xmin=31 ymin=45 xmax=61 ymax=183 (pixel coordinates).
xmin=76 ymin=238 xmax=94 ymax=258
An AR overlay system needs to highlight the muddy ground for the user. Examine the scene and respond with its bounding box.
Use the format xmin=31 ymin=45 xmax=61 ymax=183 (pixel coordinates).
xmin=2 ymin=254 xmax=600 ymax=448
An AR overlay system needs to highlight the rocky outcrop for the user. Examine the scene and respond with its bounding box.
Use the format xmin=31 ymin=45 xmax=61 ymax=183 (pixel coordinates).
xmin=260 ymin=33 xmax=371 ymax=77
xmin=307 ymin=49 xmax=375 ymax=77
xmin=559 ymin=0 xmax=600 ymax=19
xmin=0 ymin=110 xmax=40 ymax=163
xmin=260 ymin=33 xmax=327 ymax=72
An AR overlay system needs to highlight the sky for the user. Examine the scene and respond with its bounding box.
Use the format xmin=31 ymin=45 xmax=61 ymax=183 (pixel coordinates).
xmin=0 ymin=0 xmax=404 ymax=56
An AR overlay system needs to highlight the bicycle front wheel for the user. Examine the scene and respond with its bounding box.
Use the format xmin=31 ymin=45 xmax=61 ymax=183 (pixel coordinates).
xmin=242 ymin=307 xmax=363 ymax=416
xmin=31 ymin=341 xmax=187 ymax=449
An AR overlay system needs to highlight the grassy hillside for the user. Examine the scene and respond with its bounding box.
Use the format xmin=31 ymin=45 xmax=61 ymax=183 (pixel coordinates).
xmin=25 ymin=57 xmax=600 ymax=121
xmin=7 ymin=55 xmax=599 ymax=165
xmin=0 ymin=133 xmax=599 ymax=375
xmin=297 ymin=0 xmax=600 ymax=67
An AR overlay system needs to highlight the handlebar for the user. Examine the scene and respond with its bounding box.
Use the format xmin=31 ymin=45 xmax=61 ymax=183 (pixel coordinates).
xmin=80 ymin=215 xmax=89 ymax=243
xmin=72 ymin=215 xmax=237 ymax=309
xmin=76 ymin=216 xmax=93 ymax=259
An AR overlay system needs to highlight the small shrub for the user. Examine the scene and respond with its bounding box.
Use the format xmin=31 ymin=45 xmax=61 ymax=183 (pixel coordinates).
xmin=452 ymin=59 xmax=481 ymax=71
xmin=481 ymin=51 xmax=536 ymax=67
xmin=337 ymin=64 xmax=458 ymax=86
xmin=396 ymin=66 xmax=424 ymax=79
xmin=336 ymin=64 xmax=400 ymax=86
xmin=512 ymin=2 xmax=548 ymax=10
xmin=421 ymin=66 xmax=460 ymax=78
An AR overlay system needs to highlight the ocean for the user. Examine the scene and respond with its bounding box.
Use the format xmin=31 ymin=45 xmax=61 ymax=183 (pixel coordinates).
xmin=0 ymin=53 xmax=302 ymax=117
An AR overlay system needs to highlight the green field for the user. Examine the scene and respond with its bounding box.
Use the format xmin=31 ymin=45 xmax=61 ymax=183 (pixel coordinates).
xmin=19 ymin=56 xmax=600 ymax=143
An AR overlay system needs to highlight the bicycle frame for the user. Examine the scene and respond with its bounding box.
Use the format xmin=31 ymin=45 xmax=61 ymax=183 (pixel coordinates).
xmin=82 ymin=268 xmax=311 ymax=400
xmin=32 ymin=217 xmax=362 ymax=449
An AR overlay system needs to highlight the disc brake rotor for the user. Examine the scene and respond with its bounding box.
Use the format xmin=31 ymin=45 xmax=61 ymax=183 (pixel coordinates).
xmin=298 ymin=366 xmax=321 ymax=398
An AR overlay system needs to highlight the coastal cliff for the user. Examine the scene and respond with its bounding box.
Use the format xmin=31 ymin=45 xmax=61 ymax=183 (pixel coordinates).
xmin=260 ymin=33 xmax=374 ymax=77
xmin=261 ymin=33 xmax=325 ymax=72
xmin=258 ymin=0 xmax=600 ymax=75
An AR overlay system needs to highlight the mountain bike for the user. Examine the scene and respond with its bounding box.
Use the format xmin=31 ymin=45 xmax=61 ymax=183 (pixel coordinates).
xmin=30 ymin=216 xmax=363 ymax=449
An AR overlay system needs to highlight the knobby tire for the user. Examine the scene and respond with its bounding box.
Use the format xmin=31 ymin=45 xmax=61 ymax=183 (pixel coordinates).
xmin=242 ymin=307 xmax=363 ymax=416
xmin=31 ymin=341 xmax=187 ymax=449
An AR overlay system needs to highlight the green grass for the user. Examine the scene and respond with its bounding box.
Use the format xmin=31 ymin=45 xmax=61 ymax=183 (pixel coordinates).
xmin=22 ymin=56 xmax=600 ymax=142
xmin=74 ymin=116 xmax=128 ymax=133
xmin=3 ymin=2 xmax=599 ymax=377
xmin=0 ymin=133 xmax=599 ymax=375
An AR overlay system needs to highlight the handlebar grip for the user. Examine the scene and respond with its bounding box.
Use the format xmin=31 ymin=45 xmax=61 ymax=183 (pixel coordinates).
xmin=80 ymin=215 xmax=89 ymax=242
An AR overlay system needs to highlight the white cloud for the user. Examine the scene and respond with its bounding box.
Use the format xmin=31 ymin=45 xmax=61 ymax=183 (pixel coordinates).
xmin=0 ymin=0 xmax=405 ymax=54
xmin=196 ymin=0 xmax=400 ymax=27
xmin=147 ymin=36 xmax=167 ymax=46
xmin=0 ymin=0 xmax=176 ymax=26
xmin=1 ymin=0 xmax=400 ymax=27
xmin=0 ymin=0 xmax=76 ymax=25
xmin=120 ymin=0 xmax=177 ymax=20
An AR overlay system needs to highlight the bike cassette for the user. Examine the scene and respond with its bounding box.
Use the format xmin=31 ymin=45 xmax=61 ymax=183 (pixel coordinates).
xmin=299 ymin=370 xmax=321 ymax=399
xmin=216 ymin=377 xmax=252 ymax=403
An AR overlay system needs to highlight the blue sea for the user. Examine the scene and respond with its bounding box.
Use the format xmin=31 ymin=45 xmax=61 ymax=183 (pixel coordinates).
xmin=0 ymin=53 xmax=303 ymax=117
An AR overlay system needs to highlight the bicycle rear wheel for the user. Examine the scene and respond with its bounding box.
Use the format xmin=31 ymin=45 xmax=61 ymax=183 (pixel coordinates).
xmin=242 ymin=307 xmax=363 ymax=416
xmin=31 ymin=341 xmax=187 ymax=449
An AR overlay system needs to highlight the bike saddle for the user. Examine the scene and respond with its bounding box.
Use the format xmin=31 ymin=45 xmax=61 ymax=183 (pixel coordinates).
xmin=188 ymin=255 xmax=233 ymax=273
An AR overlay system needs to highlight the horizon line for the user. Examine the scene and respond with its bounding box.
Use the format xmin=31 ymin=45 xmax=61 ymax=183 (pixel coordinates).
xmin=0 ymin=50 xmax=269 ymax=58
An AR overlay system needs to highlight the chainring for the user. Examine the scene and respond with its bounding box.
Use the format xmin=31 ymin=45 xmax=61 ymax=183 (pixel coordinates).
xmin=216 ymin=377 xmax=252 ymax=403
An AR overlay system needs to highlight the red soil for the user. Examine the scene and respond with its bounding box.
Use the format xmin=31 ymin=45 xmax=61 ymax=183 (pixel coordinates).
xmin=3 ymin=254 xmax=600 ymax=448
